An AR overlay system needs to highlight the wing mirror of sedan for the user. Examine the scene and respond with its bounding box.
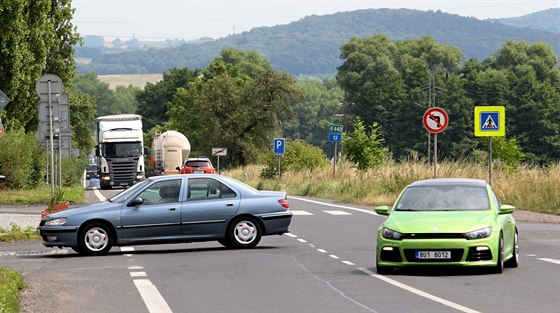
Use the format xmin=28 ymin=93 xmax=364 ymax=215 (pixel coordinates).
xmin=498 ymin=204 xmax=515 ymax=215
xmin=375 ymin=205 xmax=391 ymax=216
xmin=128 ymin=197 xmax=144 ymax=207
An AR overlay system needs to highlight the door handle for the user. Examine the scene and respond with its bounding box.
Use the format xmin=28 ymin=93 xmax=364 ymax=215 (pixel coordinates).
xmin=169 ymin=208 xmax=177 ymax=211
xmin=226 ymin=203 xmax=234 ymax=207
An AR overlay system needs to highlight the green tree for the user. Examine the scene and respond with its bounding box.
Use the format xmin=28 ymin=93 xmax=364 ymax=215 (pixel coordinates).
xmin=69 ymin=92 xmax=96 ymax=156
xmin=0 ymin=0 xmax=79 ymax=131
xmin=282 ymin=78 xmax=344 ymax=157
xmin=343 ymin=117 xmax=389 ymax=170
xmin=168 ymin=49 xmax=300 ymax=166
xmin=135 ymin=67 xmax=199 ymax=131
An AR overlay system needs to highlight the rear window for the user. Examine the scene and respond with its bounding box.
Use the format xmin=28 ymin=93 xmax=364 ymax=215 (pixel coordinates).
xmin=185 ymin=161 xmax=210 ymax=167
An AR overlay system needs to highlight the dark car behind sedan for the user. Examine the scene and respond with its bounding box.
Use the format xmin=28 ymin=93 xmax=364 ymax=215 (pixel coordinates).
xmin=38 ymin=174 xmax=292 ymax=255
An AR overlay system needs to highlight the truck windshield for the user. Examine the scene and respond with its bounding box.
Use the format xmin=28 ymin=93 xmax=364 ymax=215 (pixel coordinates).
xmin=103 ymin=142 xmax=142 ymax=158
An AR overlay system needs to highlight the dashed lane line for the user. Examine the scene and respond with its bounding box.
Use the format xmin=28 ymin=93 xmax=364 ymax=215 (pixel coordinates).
xmin=289 ymin=196 xmax=378 ymax=216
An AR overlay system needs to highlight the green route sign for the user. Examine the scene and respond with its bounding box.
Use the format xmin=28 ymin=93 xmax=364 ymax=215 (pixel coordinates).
xmin=329 ymin=124 xmax=343 ymax=133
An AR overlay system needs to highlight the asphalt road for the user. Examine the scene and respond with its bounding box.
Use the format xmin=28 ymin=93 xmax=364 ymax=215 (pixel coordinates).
xmin=1 ymin=189 xmax=559 ymax=313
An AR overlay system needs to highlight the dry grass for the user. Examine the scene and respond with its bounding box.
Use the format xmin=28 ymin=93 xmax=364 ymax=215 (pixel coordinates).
xmin=225 ymin=161 xmax=560 ymax=215
xmin=98 ymin=74 xmax=163 ymax=90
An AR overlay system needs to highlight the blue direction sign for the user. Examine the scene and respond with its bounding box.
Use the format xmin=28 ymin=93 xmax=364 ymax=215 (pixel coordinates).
xmin=0 ymin=89 xmax=9 ymax=109
xmin=274 ymin=138 xmax=285 ymax=155
xmin=329 ymin=133 xmax=342 ymax=142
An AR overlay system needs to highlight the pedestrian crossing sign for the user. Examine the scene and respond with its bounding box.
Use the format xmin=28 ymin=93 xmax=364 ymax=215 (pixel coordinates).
xmin=474 ymin=106 xmax=505 ymax=137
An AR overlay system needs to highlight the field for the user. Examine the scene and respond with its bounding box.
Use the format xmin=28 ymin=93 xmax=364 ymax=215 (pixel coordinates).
xmin=98 ymin=74 xmax=163 ymax=89
xmin=225 ymin=160 xmax=560 ymax=215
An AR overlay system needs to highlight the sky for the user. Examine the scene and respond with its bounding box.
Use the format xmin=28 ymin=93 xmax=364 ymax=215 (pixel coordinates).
xmin=71 ymin=0 xmax=560 ymax=41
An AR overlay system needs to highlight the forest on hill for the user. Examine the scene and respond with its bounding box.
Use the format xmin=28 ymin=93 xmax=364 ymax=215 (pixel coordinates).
xmin=77 ymin=8 xmax=560 ymax=76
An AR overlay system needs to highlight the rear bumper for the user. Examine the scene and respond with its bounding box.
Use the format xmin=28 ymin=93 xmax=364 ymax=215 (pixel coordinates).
xmin=260 ymin=212 xmax=292 ymax=235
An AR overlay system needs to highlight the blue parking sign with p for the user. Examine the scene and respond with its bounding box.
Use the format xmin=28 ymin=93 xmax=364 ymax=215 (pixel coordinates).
xmin=274 ymin=138 xmax=285 ymax=154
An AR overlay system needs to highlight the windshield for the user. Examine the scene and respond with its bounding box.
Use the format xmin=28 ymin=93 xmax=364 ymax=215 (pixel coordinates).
xmin=395 ymin=185 xmax=490 ymax=211
xmin=102 ymin=142 xmax=142 ymax=158
xmin=109 ymin=179 xmax=151 ymax=203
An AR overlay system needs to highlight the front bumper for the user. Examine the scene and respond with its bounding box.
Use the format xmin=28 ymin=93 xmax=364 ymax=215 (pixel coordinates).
xmin=37 ymin=225 xmax=79 ymax=247
xmin=376 ymin=235 xmax=499 ymax=268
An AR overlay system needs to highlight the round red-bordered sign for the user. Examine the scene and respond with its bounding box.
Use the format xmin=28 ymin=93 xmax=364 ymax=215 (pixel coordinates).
xmin=423 ymin=107 xmax=448 ymax=133
xmin=0 ymin=124 xmax=4 ymax=140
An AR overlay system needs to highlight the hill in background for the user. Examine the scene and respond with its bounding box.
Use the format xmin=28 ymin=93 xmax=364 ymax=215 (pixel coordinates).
xmin=77 ymin=8 xmax=560 ymax=76
xmin=490 ymin=8 xmax=559 ymax=34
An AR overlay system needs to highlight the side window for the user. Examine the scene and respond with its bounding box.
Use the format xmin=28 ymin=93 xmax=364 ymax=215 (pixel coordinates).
xmin=187 ymin=178 xmax=237 ymax=201
xmin=137 ymin=179 xmax=182 ymax=205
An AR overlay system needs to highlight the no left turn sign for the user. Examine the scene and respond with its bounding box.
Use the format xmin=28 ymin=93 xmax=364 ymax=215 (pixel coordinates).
xmin=423 ymin=107 xmax=448 ymax=133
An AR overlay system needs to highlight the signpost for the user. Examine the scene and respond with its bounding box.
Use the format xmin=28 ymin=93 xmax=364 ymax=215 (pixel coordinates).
xmin=329 ymin=124 xmax=343 ymax=176
xmin=474 ymin=106 xmax=505 ymax=185
xmin=273 ymin=138 xmax=285 ymax=177
xmin=212 ymin=147 xmax=227 ymax=174
xmin=35 ymin=74 xmax=68 ymax=195
xmin=423 ymin=107 xmax=448 ymax=178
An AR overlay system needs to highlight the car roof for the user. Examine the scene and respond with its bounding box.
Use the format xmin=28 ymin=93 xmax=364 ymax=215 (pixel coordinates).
xmin=408 ymin=178 xmax=487 ymax=188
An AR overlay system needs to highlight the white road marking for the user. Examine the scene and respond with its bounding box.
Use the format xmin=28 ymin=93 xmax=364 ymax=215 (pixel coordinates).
xmin=133 ymin=279 xmax=173 ymax=313
xmin=285 ymin=233 xmax=298 ymax=238
xmin=289 ymin=196 xmax=378 ymax=215
xmin=317 ymin=249 xmax=327 ymax=253
xmin=359 ymin=267 xmax=480 ymax=313
xmin=129 ymin=266 xmax=144 ymax=270
xmin=330 ymin=255 xmax=339 ymax=259
xmin=121 ymin=247 xmax=135 ymax=252
xmin=124 ymin=254 xmax=133 ymax=257
xmin=538 ymin=258 xmax=560 ymax=265
xmin=323 ymin=210 xmax=352 ymax=215
xmin=342 ymin=261 xmax=355 ymax=266
xmin=130 ymin=272 xmax=147 ymax=277
xmin=297 ymin=239 xmax=307 ymax=243
xmin=93 ymin=188 xmax=106 ymax=201
xmin=292 ymin=210 xmax=314 ymax=215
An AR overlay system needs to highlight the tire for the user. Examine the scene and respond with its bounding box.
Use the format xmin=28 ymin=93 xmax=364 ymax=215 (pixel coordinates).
xmin=70 ymin=246 xmax=82 ymax=254
xmin=493 ymin=234 xmax=504 ymax=274
xmin=505 ymin=229 xmax=519 ymax=268
xmin=226 ymin=217 xmax=262 ymax=249
xmin=218 ymin=238 xmax=233 ymax=248
xmin=78 ymin=222 xmax=113 ymax=256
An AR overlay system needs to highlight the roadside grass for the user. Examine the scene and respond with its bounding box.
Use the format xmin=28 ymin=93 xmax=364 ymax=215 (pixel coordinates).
xmin=0 ymin=224 xmax=41 ymax=242
xmin=225 ymin=160 xmax=560 ymax=215
xmin=0 ymin=268 xmax=24 ymax=313
xmin=0 ymin=184 xmax=84 ymax=205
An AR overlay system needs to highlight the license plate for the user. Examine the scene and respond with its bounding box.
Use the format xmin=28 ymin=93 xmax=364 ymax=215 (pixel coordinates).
xmin=194 ymin=170 xmax=204 ymax=173
xmin=415 ymin=251 xmax=451 ymax=259
xmin=119 ymin=183 xmax=128 ymax=186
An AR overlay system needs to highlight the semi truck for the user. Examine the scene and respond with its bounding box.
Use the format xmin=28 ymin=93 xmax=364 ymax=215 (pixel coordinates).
xmin=150 ymin=131 xmax=191 ymax=175
xmin=95 ymin=114 xmax=145 ymax=189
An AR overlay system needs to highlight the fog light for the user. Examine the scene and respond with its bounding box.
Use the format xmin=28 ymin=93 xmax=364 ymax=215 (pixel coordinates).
xmin=47 ymin=236 xmax=57 ymax=241
xmin=476 ymin=246 xmax=489 ymax=251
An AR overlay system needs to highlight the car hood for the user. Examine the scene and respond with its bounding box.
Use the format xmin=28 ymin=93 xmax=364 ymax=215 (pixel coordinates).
xmin=45 ymin=201 xmax=120 ymax=219
xmin=384 ymin=210 xmax=495 ymax=233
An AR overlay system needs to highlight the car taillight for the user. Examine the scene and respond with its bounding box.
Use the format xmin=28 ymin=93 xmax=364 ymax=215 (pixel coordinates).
xmin=278 ymin=199 xmax=289 ymax=209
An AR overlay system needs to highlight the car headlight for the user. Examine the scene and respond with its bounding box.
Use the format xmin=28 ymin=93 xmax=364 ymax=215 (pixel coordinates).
xmin=465 ymin=227 xmax=493 ymax=240
xmin=44 ymin=218 xmax=67 ymax=226
xmin=381 ymin=227 xmax=404 ymax=240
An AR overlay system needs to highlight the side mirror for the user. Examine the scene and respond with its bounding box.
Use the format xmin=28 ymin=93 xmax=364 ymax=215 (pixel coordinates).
xmin=375 ymin=205 xmax=390 ymax=216
xmin=95 ymin=145 xmax=100 ymax=157
xmin=128 ymin=197 xmax=144 ymax=207
xmin=499 ymin=204 xmax=515 ymax=215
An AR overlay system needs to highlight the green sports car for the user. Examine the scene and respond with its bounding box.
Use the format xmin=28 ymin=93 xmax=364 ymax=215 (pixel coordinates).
xmin=375 ymin=178 xmax=519 ymax=274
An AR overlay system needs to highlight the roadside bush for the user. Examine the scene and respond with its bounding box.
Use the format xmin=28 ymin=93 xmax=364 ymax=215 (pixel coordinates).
xmin=61 ymin=157 xmax=89 ymax=186
xmin=258 ymin=139 xmax=327 ymax=178
xmin=0 ymin=127 xmax=44 ymax=189
xmin=0 ymin=267 xmax=24 ymax=313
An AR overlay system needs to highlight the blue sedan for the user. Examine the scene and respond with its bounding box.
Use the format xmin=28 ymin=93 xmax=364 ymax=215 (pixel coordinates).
xmin=37 ymin=174 xmax=292 ymax=255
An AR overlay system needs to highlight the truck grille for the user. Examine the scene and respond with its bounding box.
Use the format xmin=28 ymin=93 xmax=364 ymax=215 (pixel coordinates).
xmin=108 ymin=159 xmax=138 ymax=183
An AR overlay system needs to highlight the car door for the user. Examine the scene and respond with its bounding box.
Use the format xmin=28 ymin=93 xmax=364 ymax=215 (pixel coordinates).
xmin=491 ymin=187 xmax=514 ymax=254
xmin=120 ymin=178 xmax=183 ymax=242
xmin=181 ymin=177 xmax=240 ymax=238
